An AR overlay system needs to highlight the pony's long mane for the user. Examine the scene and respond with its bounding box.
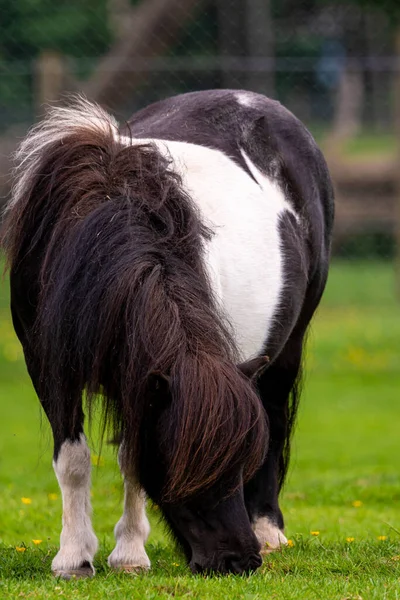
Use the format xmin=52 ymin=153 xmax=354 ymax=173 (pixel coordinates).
xmin=2 ymin=96 xmax=267 ymax=501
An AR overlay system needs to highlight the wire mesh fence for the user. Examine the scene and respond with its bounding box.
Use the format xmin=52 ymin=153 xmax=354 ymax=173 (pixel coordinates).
xmin=1 ymin=0 xmax=399 ymax=266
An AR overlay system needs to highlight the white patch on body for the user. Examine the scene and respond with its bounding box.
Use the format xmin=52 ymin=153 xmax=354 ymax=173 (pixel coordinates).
xmin=51 ymin=434 xmax=98 ymax=577
xmin=119 ymin=134 xmax=295 ymax=359
xmin=254 ymin=516 xmax=288 ymax=553
xmin=108 ymin=450 xmax=150 ymax=572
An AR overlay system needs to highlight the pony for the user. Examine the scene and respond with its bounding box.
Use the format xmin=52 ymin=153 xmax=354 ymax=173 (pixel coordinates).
xmin=1 ymin=89 xmax=334 ymax=578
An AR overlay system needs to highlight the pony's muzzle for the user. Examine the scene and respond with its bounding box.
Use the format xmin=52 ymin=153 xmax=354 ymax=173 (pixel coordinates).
xmin=190 ymin=550 xmax=262 ymax=575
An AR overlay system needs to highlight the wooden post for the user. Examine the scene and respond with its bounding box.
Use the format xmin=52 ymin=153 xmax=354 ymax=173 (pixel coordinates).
xmin=245 ymin=0 xmax=274 ymax=98
xmin=108 ymin=0 xmax=133 ymax=38
xmin=395 ymin=26 xmax=400 ymax=300
xmin=35 ymin=51 xmax=65 ymax=116
xmin=84 ymin=0 xmax=204 ymax=109
xmin=216 ymin=0 xmax=246 ymax=89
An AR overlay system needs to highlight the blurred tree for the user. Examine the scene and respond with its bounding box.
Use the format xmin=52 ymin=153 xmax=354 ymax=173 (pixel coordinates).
xmin=0 ymin=0 xmax=111 ymax=59
xmin=83 ymin=0 xmax=204 ymax=109
xmin=349 ymin=0 xmax=400 ymax=23
xmin=0 ymin=0 xmax=111 ymax=127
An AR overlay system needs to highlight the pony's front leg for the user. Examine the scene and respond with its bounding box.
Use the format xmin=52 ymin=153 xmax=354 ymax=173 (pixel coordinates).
xmin=51 ymin=434 xmax=98 ymax=578
xmin=108 ymin=463 xmax=150 ymax=572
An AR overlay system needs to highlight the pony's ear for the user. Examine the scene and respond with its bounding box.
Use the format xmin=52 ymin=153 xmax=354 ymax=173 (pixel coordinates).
xmin=238 ymin=356 xmax=269 ymax=381
xmin=148 ymin=370 xmax=171 ymax=393
xmin=146 ymin=371 xmax=172 ymax=413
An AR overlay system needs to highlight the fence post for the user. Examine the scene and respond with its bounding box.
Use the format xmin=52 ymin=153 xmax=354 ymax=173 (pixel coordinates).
xmin=216 ymin=0 xmax=246 ymax=89
xmin=245 ymin=0 xmax=274 ymax=97
xmin=35 ymin=50 xmax=65 ymax=116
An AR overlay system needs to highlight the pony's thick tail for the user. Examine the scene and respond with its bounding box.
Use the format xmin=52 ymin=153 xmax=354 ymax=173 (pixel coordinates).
xmin=2 ymin=96 xmax=267 ymax=501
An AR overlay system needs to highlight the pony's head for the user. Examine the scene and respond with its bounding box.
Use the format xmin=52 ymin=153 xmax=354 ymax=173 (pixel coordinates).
xmin=134 ymin=355 xmax=269 ymax=574
xmin=161 ymin=480 xmax=262 ymax=575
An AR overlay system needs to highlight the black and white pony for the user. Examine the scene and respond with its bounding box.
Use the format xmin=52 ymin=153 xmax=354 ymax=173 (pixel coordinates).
xmin=2 ymin=90 xmax=334 ymax=577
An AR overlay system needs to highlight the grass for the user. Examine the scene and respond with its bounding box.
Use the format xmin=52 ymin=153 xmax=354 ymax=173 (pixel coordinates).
xmin=309 ymin=127 xmax=397 ymax=159
xmin=342 ymin=133 xmax=396 ymax=159
xmin=0 ymin=260 xmax=399 ymax=599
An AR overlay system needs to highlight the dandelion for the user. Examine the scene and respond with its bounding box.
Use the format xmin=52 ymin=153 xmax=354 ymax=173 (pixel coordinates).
xmin=345 ymin=346 xmax=366 ymax=367
xmin=287 ymin=539 xmax=294 ymax=548
xmin=21 ymin=497 xmax=32 ymax=505
xmin=91 ymin=455 xmax=105 ymax=467
xmin=16 ymin=546 xmax=26 ymax=552
xmin=32 ymin=539 xmax=42 ymax=545
xmin=352 ymin=500 xmax=363 ymax=508
xmin=48 ymin=493 xmax=58 ymax=501
xmin=172 ymin=562 xmax=180 ymax=567
xmin=377 ymin=535 xmax=387 ymax=541
xmin=310 ymin=531 xmax=320 ymax=536
xmin=346 ymin=537 xmax=355 ymax=543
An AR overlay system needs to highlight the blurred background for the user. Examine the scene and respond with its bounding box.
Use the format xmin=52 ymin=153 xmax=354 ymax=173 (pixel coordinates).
xmin=0 ymin=0 xmax=399 ymax=568
xmin=0 ymin=0 xmax=400 ymax=267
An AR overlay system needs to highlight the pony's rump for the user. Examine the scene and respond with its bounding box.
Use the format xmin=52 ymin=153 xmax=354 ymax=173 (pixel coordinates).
xmin=2 ymin=96 xmax=267 ymax=501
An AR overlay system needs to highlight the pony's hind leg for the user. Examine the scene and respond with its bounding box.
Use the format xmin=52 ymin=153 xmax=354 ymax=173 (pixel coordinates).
xmin=51 ymin=433 xmax=98 ymax=578
xmin=108 ymin=447 xmax=151 ymax=572
xmin=244 ymin=335 xmax=304 ymax=554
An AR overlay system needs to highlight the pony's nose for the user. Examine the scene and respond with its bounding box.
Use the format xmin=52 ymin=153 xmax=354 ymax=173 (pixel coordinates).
xmin=190 ymin=551 xmax=262 ymax=575
xmin=189 ymin=561 xmax=203 ymax=574
xmin=228 ymin=552 xmax=262 ymax=574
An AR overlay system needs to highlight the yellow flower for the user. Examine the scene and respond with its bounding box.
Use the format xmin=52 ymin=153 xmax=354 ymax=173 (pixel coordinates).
xmin=32 ymin=539 xmax=42 ymax=545
xmin=377 ymin=535 xmax=387 ymax=541
xmin=352 ymin=500 xmax=363 ymax=508
xmin=345 ymin=346 xmax=366 ymax=367
xmin=346 ymin=537 xmax=355 ymax=543
xmin=310 ymin=531 xmax=320 ymax=536
xmin=21 ymin=497 xmax=32 ymax=505
xmin=16 ymin=546 xmax=26 ymax=552
xmin=91 ymin=455 xmax=105 ymax=467
xmin=391 ymin=555 xmax=400 ymax=561
xmin=172 ymin=562 xmax=180 ymax=567
xmin=287 ymin=539 xmax=294 ymax=548
xmin=48 ymin=493 xmax=58 ymax=501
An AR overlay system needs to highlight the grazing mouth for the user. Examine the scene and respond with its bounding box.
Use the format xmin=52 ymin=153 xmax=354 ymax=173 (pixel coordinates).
xmin=190 ymin=551 xmax=262 ymax=575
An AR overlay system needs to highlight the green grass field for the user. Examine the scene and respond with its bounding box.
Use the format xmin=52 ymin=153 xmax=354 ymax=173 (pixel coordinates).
xmin=0 ymin=261 xmax=399 ymax=599
xmin=310 ymin=128 xmax=397 ymax=159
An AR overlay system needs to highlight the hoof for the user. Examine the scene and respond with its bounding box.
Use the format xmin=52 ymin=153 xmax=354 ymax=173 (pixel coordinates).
xmin=254 ymin=516 xmax=288 ymax=555
xmin=108 ymin=547 xmax=151 ymax=573
xmin=52 ymin=561 xmax=95 ymax=579
xmin=111 ymin=564 xmax=150 ymax=574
